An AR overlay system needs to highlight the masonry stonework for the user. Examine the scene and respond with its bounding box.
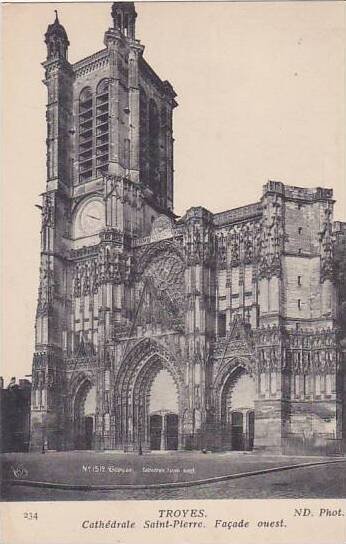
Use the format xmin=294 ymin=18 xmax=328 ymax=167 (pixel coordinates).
xmin=30 ymin=3 xmax=346 ymax=456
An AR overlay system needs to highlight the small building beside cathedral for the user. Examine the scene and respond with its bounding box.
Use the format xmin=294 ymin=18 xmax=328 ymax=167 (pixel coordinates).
xmin=30 ymin=3 xmax=346 ymax=456
xmin=1 ymin=377 xmax=31 ymax=453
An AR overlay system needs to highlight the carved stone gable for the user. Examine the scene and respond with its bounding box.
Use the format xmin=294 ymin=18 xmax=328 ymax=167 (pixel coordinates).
xmin=212 ymin=317 xmax=257 ymax=383
xmin=218 ymin=317 xmax=255 ymax=359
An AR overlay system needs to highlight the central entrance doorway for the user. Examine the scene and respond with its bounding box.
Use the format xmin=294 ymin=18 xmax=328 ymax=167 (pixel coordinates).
xmin=117 ymin=339 xmax=183 ymax=452
xmin=148 ymin=368 xmax=179 ymax=451
xmin=149 ymin=411 xmax=179 ymax=451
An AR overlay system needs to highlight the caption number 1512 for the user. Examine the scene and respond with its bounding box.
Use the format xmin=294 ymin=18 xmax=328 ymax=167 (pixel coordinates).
xmin=24 ymin=513 xmax=38 ymax=520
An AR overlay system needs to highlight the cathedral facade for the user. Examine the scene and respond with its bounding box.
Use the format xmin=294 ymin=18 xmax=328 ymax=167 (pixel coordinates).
xmin=30 ymin=3 xmax=346 ymax=455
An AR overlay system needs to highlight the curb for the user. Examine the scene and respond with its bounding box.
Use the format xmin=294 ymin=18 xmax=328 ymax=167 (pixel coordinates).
xmin=4 ymin=458 xmax=345 ymax=492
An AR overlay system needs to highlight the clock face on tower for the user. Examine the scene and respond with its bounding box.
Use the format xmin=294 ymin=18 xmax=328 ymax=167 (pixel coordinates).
xmin=74 ymin=199 xmax=105 ymax=239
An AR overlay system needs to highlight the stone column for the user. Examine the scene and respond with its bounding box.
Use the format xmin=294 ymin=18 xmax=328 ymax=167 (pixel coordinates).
xmin=104 ymin=30 xmax=121 ymax=176
xmin=253 ymin=327 xmax=288 ymax=453
xmin=160 ymin=413 xmax=166 ymax=451
xmin=128 ymin=45 xmax=143 ymax=183
xmin=242 ymin=409 xmax=248 ymax=450
xmin=183 ymin=207 xmax=216 ymax=450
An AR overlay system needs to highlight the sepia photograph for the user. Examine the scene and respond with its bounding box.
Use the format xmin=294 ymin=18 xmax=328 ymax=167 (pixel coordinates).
xmin=1 ymin=0 xmax=345 ymax=515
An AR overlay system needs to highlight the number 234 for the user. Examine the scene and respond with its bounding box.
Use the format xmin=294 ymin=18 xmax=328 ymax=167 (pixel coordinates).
xmin=24 ymin=512 xmax=38 ymax=520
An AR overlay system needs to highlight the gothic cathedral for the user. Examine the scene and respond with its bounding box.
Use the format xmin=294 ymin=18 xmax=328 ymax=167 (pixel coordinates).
xmin=30 ymin=3 xmax=346 ymax=455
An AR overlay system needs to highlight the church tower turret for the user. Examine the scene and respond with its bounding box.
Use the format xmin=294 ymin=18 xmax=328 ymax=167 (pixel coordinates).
xmin=111 ymin=1 xmax=137 ymax=39
xmin=30 ymin=12 xmax=73 ymax=451
xmin=43 ymin=11 xmax=73 ymax=189
xmin=45 ymin=10 xmax=70 ymax=61
xmin=103 ymin=1 xmax=143 ymax=188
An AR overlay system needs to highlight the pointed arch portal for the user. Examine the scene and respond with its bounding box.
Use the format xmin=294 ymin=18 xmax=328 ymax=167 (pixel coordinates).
xmin=73 ymin=378 xmax=96 ymax=450
xmin=149 ymin=370 xmax=179 ymax=450
xmin=216 ymin=362 xmax=256 ymax=451
xmin=114 ymin=339 xmax=184 ymax=451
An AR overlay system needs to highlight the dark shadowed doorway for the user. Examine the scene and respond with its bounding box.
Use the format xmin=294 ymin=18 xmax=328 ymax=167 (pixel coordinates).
xmin=149 ymin=411 xmax=178 ymax=451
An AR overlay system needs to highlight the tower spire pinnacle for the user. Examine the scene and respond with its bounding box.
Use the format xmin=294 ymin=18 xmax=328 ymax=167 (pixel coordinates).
xmin=44 ymin=9 xmax=69 ymax=61
xmin=111 ymin=2 xmax=137 ymax=39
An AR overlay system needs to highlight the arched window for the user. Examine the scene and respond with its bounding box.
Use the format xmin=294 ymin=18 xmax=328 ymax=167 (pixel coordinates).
xmin=96 ymin=79 xmax=109 ymax=177
xmin=139 ymin=89 xmax=148 ymax=185
xmin=148 ymin=99 xmax=160 ymax=192
xmin=78 ymin=81 xmax=110 ymax=184
xmin=79 ymin=87 xmax=93 ymax=183
xmin=96 ymin=79 xmax=109 ymax=96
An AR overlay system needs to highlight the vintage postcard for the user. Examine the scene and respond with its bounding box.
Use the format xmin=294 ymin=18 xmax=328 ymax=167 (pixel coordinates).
xmin=1 ymin=1 xmax=345 ymax=543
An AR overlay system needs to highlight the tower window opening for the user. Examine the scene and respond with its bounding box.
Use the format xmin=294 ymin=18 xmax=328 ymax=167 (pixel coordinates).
xmin=298 ymin=299 xmax=301 ymax=310
xmin=96 ymin=79 xmax=109 ymax=178
xmin=78 ymin=87 xmax=93 ymax=183
xmin=298 ymin=227 xmax=302 ymax=234
xmin=78 ymin=81 xmax=109 ymax=183
xmin=298 ymin=275 xmax=301 ymax=286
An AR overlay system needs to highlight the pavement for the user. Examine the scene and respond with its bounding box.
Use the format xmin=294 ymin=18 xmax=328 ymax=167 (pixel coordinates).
xmin=1 ymin=450 xmax=345 ymax=501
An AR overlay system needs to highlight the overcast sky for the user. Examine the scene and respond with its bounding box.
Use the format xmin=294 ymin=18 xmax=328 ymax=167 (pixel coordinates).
xmin=2 ymin=1 xmax=345 ymax=383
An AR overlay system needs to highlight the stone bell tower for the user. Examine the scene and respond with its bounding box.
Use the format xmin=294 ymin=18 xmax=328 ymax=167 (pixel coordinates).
xmin=30 ymin=3 xmax=178 ymax=451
